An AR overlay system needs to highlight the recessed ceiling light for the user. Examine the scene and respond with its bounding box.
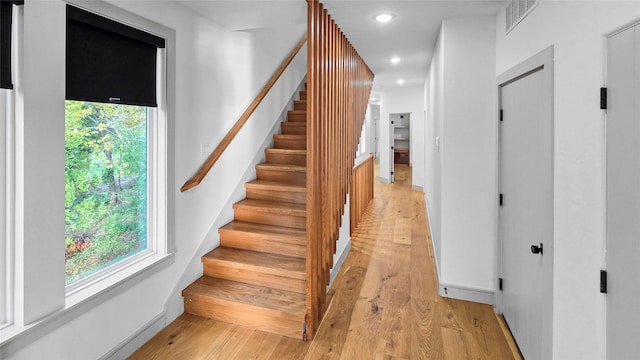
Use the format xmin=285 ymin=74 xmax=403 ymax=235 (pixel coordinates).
xmin=397 ymin=79 xmax=405 ymax=85
xmin=390 ymin=57 xmax=400 ymax=64
xmin=375 ymin=14 xmax=393 ymax=23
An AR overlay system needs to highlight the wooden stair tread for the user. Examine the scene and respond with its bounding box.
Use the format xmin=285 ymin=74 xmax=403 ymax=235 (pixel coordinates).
xmin=281 ymin=121 xmax=306 ymax=126
xmin=274 ymin=134 xmax=306 ymax=139
xmin=265 ymin=148 xmax=306 ymax=155
xmin=256 ymin=163 xmax=306 ymax=172
xmin=233 ymin=198 xmax=306 ymax=215
xmin=183 ymin=276 xmax=306 ymax=315
xmin=288 ymin=110 xmax=306 ymax=115
xmin=203 ymin=247 xmax=305 ymax=277
xmin=264 ymin=149 xmax=307 ymax=166
xmin=220 ymin=221 xmax=306 ymax=242
xmin=245 ymin=180 xmax=305 ymax=193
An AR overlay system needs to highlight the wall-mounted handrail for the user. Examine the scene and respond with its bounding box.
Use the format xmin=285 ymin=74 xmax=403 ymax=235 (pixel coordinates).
xmin=305 ymin=0 xmax=374 ymax=340
xmin=180 ymin=35 xmax=307 ymax=192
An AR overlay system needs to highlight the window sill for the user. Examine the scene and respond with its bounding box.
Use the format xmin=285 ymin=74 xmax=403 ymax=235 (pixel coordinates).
xmin=0 ymin=251 xmax=174 ymax=347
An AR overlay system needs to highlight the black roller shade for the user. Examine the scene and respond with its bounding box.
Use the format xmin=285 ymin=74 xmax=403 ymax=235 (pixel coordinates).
xmin=66 ymin=5 xmax=165 ymax=107
xmin=1 ymin=1 xmax=22 ymax=89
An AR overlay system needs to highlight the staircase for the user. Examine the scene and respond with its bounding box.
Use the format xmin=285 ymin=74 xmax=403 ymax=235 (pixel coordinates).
xmin=182 ymin=88 xmax=308 ymax=339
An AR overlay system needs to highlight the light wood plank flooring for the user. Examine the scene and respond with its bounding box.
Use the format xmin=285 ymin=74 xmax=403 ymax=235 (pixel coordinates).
xmin=131 ymin=164 xmax=517 ymax=359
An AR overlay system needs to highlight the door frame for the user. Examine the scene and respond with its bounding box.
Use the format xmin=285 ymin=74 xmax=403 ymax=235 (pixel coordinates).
xmin=604 ymin=20 xmax=640 ymax=358
xmin=495 ymin=46 xmax=555 ymax=356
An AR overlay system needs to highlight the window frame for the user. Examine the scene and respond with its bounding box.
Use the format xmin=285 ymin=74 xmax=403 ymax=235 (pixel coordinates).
xmin=0 ymin=2 xmax=21 ymax=331
xmin=63 ymin=6 xmax=170 ymax=298
xmin=0 ymin=88 xmax=14 ymax=330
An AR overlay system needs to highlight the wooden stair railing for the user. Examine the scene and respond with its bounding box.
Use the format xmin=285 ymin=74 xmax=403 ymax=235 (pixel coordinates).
xmin=305 ymin=0 xmax=375 ymax=340
xmin=180 ymin=35 xmax=307 ymax=192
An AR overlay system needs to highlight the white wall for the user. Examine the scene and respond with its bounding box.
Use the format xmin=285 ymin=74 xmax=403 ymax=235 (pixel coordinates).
xmin=496 ymin=2 xmax=640 ymax=358
xmin=379 ymin=85 xmax=425 ymax=189
xmin=0 ymin=0 xmax=307 ymax=358
xmin=425 ymin=29 xmax=444 ymax=273
xmin=424 ymin=16 xmax=496 ymax=301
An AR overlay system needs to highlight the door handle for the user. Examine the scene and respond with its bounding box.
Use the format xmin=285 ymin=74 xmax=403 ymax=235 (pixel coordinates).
xmin=531 ymin=243 xmax=543 ymax=255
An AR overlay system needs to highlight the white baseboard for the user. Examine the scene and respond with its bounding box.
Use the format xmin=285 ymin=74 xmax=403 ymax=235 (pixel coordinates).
xmin=412 ymin=185 xmax=424 ymax=192
xmin=378 ymin=176 xmax=391 ymax=183
xmin=100 ymin=311 xmax=166 ymax=360
xmin=438 ymin=283 xmax=494 ymax=305
xmin=328 ymin=240 xmax=351 ymax=289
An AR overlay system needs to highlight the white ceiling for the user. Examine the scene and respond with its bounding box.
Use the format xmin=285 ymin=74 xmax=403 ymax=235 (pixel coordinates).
xmin=176 ymin=1 xmax=306 ymax=31
xmin=177 ymin=0 xmax=505 ymax=95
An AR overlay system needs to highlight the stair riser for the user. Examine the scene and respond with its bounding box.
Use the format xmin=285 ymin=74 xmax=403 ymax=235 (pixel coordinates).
xmin=256 ymin=168 xmax=306 ymax=186
xmin=274 ymin=137 xmax=306 ymax=150
xmin=183 ymin=294 xmax=302 ymax=339
xmin=281 ymin=123 xmax=307 ymax=135
xmin=246 ymin=188 xmax=306 ymax=205
xmin=219 ymin=231 xmax=306 ymax=258
xmin=287 ymin=112 xmax=306 ymax=122
xmin=265 ymin=151 xmax=306 ymax=166
xmin=294 ymin=101 xmax=306 ymax=111
xmin=202 ymin=262 xmax=306 ymax=294
xmin=299 ymin=91 xmax=306 ymax=99
xmin=234 ymin=207 xmax=306 ymax=229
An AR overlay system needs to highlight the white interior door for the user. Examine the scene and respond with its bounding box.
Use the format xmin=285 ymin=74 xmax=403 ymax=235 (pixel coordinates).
xmin=606 ymin=24 xmax=640 ymax=359
xmin=498 ymin=47 xmax=554 ymax=360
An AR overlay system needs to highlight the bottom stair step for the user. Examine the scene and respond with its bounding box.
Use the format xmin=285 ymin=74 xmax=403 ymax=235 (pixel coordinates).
xmin=182 ymin=276 xmax=306 ymax=339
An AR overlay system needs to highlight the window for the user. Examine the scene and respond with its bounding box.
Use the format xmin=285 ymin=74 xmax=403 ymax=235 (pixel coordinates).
xmin=0 ymin=1 xmax=173 ymax=345
xmin=64 ymin=102 xmax=150 ymax=284
xmin=65 ymin=5 xmax=167 ymax=288
xmin=0 ymin=0 xmax=22 ymax=329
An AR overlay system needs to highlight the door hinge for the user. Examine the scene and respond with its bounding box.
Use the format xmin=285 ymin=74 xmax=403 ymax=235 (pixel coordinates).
xmin=600 ymin=270 xmax=607 ymax=294
xmin=499 ymin=278 xmax=503 ymax=291
xmin=500 ymin=109 xmax=504 ymax=122
xmin=600 ymin=87 xmax=607 ymax=110
xmin=391 ymin=171 xmax=394 ymax=175
xmin=391 ymin=120 xmax=394 ymax=125
xmin=499 ymin=193 xmax=504 ymax=206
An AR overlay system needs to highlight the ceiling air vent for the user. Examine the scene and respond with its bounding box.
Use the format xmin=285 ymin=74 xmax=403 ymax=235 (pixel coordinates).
xmin=506 ymin=0 xmax=537 ymax=33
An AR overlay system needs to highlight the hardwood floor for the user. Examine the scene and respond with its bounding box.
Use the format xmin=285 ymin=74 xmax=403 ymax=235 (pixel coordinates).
xmin=131 ymin=164 xmax=517 ymax=359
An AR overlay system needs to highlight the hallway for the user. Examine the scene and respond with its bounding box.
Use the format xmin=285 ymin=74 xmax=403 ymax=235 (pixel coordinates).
xmin=131 ymin=164 xmax=515 ymax=359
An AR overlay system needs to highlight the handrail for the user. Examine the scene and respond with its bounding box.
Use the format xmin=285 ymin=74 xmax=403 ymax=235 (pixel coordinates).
xmin=180 ymin=35 xmax=307 ymax=192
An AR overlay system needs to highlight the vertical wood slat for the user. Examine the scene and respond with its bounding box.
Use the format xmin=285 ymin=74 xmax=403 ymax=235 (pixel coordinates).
xmin=305 ymin=0 xmax=374 ymax=340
